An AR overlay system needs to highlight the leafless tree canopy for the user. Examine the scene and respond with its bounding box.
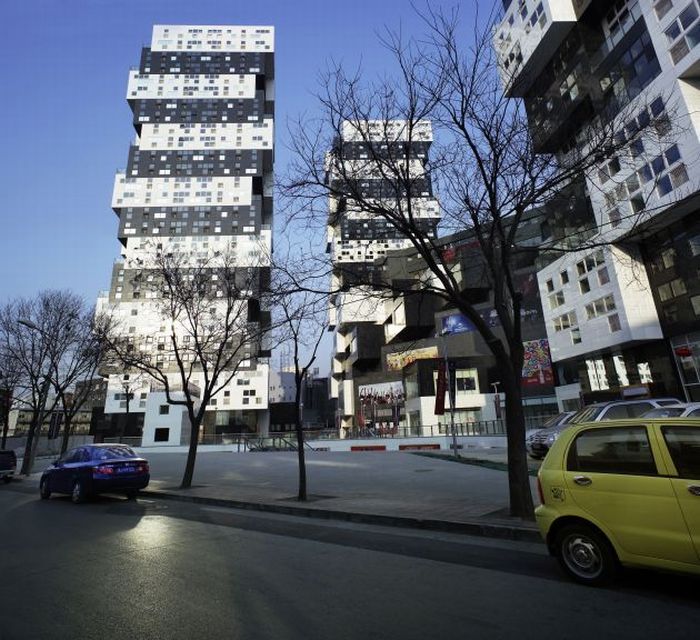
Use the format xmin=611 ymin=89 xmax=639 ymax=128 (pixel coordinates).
xmin=0 ymin=290 xmax=110 ymax=468
xmin=281 ymin=3 xmax=681 ymax=518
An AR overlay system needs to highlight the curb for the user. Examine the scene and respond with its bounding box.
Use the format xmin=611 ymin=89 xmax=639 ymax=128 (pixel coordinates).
xmin=140 ymin=489 xmax=542 ymax=543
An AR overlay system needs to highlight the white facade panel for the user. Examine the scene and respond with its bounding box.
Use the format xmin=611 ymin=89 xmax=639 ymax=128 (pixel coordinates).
xmin=127 ymin=71 xmax=256 ymax=100
xmin=538 ymin=245 xmax=662 ymax=363
xmin=112 ymin=174 xmax=253 ymax=208
xmin=152 ymin=25 xmax=274 ymax=52
xmin=138 ymin=119 xmax=274 ymax=151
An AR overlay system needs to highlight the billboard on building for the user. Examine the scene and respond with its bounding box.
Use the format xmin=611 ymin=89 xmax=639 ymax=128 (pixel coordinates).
xmin=522 ymin=339 xmax=554 ymax=386
xmin=386 ymin=346 xmax=439 ymax=371
xmin=357 ymin=380 xmax=405 ymax=432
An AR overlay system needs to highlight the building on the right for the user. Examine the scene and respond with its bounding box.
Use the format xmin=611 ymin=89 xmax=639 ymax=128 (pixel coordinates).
xmin=496 ymin=0 xmax=700 ymax=406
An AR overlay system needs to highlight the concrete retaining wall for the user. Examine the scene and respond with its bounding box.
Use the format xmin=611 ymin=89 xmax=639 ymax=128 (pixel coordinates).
xmin=135 ymin=435 xmax=507 ymax=455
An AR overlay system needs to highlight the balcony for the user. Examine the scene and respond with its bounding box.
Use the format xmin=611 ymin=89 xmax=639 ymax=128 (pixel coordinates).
xmin=495 ymin=0 xmax=590 ymax=97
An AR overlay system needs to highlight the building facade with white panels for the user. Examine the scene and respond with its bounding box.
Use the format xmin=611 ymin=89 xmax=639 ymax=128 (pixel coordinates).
xmin=497 ymin=0 xmax=700 ymax=404
xmin=98 ymin=25 xmax=274 ymax=445
xmin=326 ymin=121 xmax=441 ymax=429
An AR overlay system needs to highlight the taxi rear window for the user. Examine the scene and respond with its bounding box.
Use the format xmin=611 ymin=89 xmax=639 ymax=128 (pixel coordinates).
xmin=661 ymin=426 xmax=700 ymax=480
xmin=567 ymin=426 xmax=657 ymax=476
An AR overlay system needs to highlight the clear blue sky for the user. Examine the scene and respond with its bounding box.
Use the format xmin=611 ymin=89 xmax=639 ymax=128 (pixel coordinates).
xmin=0 ymin=0 xmax=477 ymax=304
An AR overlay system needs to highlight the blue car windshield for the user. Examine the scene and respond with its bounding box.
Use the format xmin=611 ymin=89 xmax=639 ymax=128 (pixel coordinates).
xmin=91 ymin=447 xmax=137 ymax=461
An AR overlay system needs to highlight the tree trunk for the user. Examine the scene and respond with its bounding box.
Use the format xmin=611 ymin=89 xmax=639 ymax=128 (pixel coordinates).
xmin=295 ymin=417 xmax=307 ymax=501
xmin=1 ymin=393 xmax=10 ymax=449
xmin=19 ymin=409 xmax=40 ymax=475
xmin=180 ymin=408 xmax=200 ymax=489
xmin=60 ymin=414 xmax=72 ymax=456
xmin=501 ymin=372 xmax=535 ymax=520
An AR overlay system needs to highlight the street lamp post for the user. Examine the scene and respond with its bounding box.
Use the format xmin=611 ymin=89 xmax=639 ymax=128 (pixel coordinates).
xmin=491 ymin=381 xmax=502 ymax=434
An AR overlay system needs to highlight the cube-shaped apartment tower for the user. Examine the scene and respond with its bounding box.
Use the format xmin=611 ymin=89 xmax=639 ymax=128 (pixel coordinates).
xmin=99 ymin=25 xmax=275 ymax=444
xmin=326 ymin=121 xmax=440 ymax=427
xmin=495 ymin=0 xmax=700 ymax=404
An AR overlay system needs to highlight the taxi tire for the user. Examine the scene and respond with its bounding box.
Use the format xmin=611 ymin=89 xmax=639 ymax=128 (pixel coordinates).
xmin=554 ymin=523 xmax=618 ymax=587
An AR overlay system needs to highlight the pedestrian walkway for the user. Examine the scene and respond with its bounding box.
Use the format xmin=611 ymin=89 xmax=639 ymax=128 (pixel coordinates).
xmin=140 ymin=449 xmax=540 ymax=540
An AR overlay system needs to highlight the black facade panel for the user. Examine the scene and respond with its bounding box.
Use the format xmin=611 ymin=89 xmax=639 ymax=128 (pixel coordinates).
xmin=126 ymin=147 xmax=271 ymax=178
xmin=131 ymin=94 xmax=268 ymax=126
xmin=336 ymin=140 xmax=431 ymax=160
xmin=340 ymin=217 xmax=437 ymax=241
xmin=139 ymin=49 xmax=271 ymax=76
xmin=116 ymin=197 xmax=265 ymax=240
xmin=330 ymin=177 xmax=433 ymax=199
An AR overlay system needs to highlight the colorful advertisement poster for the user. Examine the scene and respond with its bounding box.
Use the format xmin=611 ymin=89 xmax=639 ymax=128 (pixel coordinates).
xmin=357 ymin=381 xmax=405 ymax=432
xmin=386 ymin=346 xmax=439 ymax=371
xmin=522 ymin=339 xmax=554 ymax=386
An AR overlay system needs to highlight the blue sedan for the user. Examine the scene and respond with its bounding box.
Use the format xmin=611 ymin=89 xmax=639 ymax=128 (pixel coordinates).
xmin=40 ymin=444 xmax=150 ymax=503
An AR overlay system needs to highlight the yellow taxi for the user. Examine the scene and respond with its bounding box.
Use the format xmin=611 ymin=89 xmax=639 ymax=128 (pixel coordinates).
xmin=536 ymin=418 xmax=700 ymax=585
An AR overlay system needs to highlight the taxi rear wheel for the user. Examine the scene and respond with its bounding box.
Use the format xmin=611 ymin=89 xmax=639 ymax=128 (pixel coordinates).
xmin=554 ymin=523 xmax=618 ymax=586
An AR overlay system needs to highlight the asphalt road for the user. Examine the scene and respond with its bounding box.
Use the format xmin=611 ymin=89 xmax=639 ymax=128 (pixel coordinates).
xmin=1 ymin=484 xmax=699 ymax=640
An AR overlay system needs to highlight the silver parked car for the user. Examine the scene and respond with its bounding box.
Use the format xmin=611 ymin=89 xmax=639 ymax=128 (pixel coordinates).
xmin=641 ymin=402 xmax=700 ymax=418
xmin=526 ymin=398 xmax=680 ymax=459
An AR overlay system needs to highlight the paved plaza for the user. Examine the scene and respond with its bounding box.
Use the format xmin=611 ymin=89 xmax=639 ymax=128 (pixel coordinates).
xmin=137 ymin=449 xmax=538 ymax=524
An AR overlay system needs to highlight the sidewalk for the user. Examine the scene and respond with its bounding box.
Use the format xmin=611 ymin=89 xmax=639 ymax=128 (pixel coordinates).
xmin=140 ymin=449 xmax=541 ymax=541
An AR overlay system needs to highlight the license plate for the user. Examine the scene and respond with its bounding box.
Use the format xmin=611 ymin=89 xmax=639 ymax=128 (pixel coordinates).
xmin=119 ymin=466 xmax=136 ymax=473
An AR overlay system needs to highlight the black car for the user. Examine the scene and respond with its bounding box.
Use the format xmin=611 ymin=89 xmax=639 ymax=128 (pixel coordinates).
xmin=40 ymin=444 xmax=150 ymax=503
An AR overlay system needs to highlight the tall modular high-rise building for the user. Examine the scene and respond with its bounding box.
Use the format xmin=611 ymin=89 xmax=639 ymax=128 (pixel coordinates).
xmin=495 ymin=0 xmax=700 ymax=405
xmin=326 ymin=121 xmax=441 ymax=429
xmin=98 ymin=25 xmax=274 ymax=445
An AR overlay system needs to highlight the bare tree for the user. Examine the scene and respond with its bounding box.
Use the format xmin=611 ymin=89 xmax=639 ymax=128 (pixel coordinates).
xmin=102 ymin=248 xmax=272 ymax=489
xmin=51 ymin=315 xmax=111 ymax=457
xmin=275 ymin=283 xmax=328 ymax=501
xmin=0 ymin=349 xmax=23 ymax=449
xmin=0 ymin=291 xmax=107 ymax=473
xmin=283 ymin=5 xmax=680 ymax=518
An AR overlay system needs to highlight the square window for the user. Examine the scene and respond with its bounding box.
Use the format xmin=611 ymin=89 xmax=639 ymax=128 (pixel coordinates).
xmin=631 ymin=195 xmax=645 ymax=213
xmin=680 ymin=3 xmax=699 ymax=29
xmin=638 ymin=165 xmax=654 ymax=183
xmin=159 ymin=404 xmax=169 ymax=415
xmin=154 ymin=428 xmax=170 ymax=442
xmin=630 ymin=138 xmax=644 ymax=157
xmin=670 ymin=38 xmax=690 ymax=63
xmin=608 ymin=314 xmax=622 ymax=332
xmin=651 ymin=155 xmax=666 ymax=176
xmin=609 ymin=208 xmax=622 ymax=227
xmin=654 ymin=0 xmax=674 ymax=20
xmin=650 ymin=97 xmax=665 ymax=117
xmin=657 ymin=175 xmax=673 ymax=196
xmin=665 ymin=144 xmax=681 ymax=165
xmin=670 ymin=164 xmax=689 ymax=188
xmin=691 ymin=295 xmax=700 ymax=316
